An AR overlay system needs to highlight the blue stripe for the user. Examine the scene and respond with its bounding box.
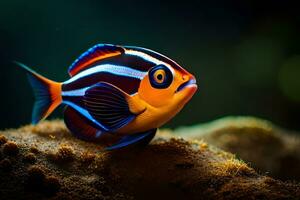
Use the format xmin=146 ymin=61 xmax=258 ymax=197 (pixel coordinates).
xmin=64 ymin=64 xmax=147 ymax=85
xmin=63 ymin=100 xmax=108 ymax=131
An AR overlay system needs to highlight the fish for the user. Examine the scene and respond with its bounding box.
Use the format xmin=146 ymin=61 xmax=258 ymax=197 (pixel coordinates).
xmin=16 ymin=44 xmax=197 ymax=150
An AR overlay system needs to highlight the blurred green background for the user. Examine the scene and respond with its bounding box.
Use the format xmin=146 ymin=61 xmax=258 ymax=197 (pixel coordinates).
xmin=0 ymin=0 xmax=299 ymax=130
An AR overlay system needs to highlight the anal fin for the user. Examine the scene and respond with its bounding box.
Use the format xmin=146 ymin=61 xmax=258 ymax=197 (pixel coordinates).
xmin=105 ymin=129 xmax=157 ymax=150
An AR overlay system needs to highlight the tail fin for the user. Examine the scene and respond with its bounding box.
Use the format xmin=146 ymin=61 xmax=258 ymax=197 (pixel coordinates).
xmin=15 ymin=61 xmax=62 ymax=124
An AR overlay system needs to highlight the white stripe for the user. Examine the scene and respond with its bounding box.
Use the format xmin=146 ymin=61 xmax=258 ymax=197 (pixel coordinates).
xmin=63 ymin=101 xmax=108 ymax=132
xmin=125 ymin=50 xmax=169 ymax=66
xmin=64 ymin=64 xmax=147 ymax=84
xmin=62 ymin=87 xmax=89 ymax=96
xmin=125 ymin=49 xmax=175 ymax=75
xmin=130 ymin=92 xmax=138 ymax=97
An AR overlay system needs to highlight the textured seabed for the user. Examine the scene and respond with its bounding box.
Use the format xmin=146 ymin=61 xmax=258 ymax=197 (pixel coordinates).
xmin=0 ymin=117 xmax=300 ymax=200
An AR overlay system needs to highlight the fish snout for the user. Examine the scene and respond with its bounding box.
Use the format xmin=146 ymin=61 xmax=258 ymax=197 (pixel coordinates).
xmin=176 ymin=75 xmax=197 ymax=93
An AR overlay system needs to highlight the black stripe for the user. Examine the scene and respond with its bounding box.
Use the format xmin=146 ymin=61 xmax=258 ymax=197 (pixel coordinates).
xmin=124 ymin=46 xmax=187 ymax=73
xmin=62 ymin=96 xmax=85 ymax=108
xmin=62 ymin=72 xmax=141 ymax=95
xmin=98 ymin=54 xmax=154 ymax=72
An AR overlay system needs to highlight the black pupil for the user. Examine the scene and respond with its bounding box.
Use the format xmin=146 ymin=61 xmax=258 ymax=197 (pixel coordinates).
xmin=157 ymin=74 xmax=163 ymax=80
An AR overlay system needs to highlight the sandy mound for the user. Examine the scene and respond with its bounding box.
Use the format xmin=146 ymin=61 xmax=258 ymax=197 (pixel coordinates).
xmin=0 ymin=119 xmax=299 ymax=200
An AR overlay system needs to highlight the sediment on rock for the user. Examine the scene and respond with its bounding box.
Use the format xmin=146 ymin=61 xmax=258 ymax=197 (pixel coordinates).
xmin=0 ymin=119 xmax=299 ymax=200
xmin=174 ymin=116 xmax=300 ymax=182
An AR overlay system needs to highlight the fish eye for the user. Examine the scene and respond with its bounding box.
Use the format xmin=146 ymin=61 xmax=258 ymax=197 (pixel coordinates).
xmin=149 ymin=64 xmax=173 ymax=89
xmin=153 ymin=69 xmax=165 ymax=83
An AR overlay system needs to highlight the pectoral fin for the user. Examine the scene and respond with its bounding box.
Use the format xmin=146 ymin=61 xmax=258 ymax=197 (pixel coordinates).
xmin=84 ymin=82 xmax=145 ymax=132
xmin=105 ymin=129 xmax=157 ymax=150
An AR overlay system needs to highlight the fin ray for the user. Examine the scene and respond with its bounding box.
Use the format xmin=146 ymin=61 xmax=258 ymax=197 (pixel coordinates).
xmin=84 ymin=82 xmax=135 ymax=131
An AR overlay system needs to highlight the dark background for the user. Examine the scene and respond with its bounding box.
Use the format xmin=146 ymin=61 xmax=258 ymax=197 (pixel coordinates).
xmin=0 ymin=0 xmax=299 ymax=130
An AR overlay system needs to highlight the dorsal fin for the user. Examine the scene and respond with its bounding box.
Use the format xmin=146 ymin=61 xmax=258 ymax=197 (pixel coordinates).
xmin=68 ymin=44 xmax=125 ymax=76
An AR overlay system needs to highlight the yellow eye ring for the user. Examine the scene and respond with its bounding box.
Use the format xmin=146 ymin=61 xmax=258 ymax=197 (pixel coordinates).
xmin=153 ymin=69 xmax=166 ymax=84
xmin=149 ymin=64 xmax=173 ymax=88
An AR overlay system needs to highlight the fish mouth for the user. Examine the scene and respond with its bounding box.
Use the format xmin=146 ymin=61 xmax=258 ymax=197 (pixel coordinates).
xmin=176 ymin=79 xmax=197 ymax=93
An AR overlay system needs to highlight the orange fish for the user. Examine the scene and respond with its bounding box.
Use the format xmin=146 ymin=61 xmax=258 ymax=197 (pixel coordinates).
xmin=16 ymin=44 xmax=197 ymax=150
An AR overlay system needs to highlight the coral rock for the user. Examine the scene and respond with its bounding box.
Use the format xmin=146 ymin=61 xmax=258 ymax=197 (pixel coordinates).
xmin=2 ymin=141 xmax=19 ymax=156
xmin=0 ymin=134 xmax=8 ymax=144
xmin=23 ymin=153 xmax=37 ymax=163
xmin=0 ymin=119 xmax=299 ymax=200
xmin=0 ymin=158 xmax=12 ymax=171
xmin=175 ymin=116 xmax=300 ymax=182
